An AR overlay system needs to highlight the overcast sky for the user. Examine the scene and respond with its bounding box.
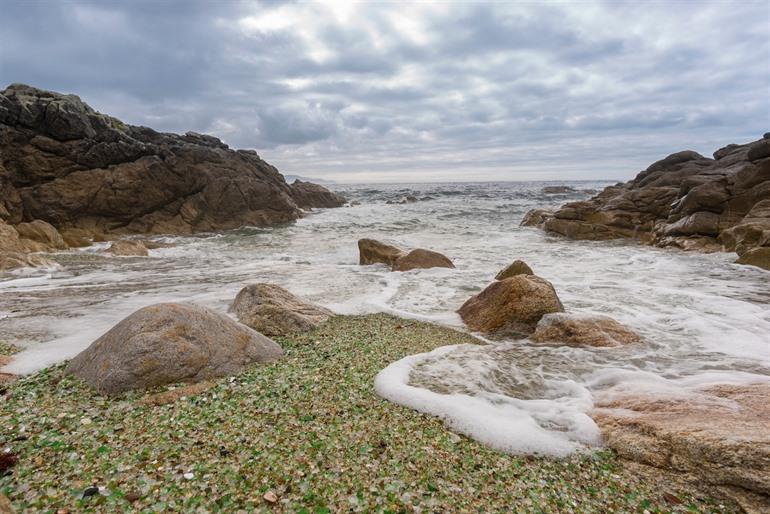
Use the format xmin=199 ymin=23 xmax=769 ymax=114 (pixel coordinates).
xmin=1 ymin=0 xmax=768 ymax=182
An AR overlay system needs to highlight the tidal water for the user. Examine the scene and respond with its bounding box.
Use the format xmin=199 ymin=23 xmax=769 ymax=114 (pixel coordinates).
xmin=2 ymin=181 xmax=769 ymax=455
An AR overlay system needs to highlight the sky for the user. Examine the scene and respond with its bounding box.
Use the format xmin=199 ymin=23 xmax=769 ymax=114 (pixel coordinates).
xmin=1 ymin=0 xmax=769 ymax=183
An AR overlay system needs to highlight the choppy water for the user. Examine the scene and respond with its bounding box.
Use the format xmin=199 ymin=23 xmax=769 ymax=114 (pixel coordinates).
xmin=2 ymin=181 xmax=769 ymax=455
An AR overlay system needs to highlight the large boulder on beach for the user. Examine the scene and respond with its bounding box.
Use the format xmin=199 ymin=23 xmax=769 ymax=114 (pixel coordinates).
xmin=105 ymin=240 xmax=149 ymax=257
xmin=392 ymin=248 xmax=455 ymax=272
xmin=736 ymin=247 xmax=770 ymax=270
xmin=593 ymin=383 xmax=770 ymax=508
xmin=531 ymin=313 xmax=641 ymax=347
xmin=495 ymin=259 xmax=533 ymax=280
xmin=358 ymin=238 xmax=406 ymax=267
xmin=458 ymin=275 xmax=564 ymax=337
xmin=66 ymin=302 xmax=283 ymax=395
xmin=0 ymin=84 xmax=341 ymax=236
xmin=230 ymin=283 xmax=333 ymax=336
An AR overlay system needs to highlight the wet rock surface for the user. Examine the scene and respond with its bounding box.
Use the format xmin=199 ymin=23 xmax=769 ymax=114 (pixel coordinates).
xmin=531 ymin=312 xmax=642 ymax=347
xmin=593 ymin=382 xmax=770 ymax=507
xmin=392 ymin=248 xmax=455 ymax=272
xmin=458 ymin=274 xmax=564 ymax=337
xmin=522 ymin=134 xmax=770 ymax=269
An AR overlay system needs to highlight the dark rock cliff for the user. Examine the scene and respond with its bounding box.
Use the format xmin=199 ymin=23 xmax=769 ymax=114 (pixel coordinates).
xmin=0 ymin=83 xmax=344 ymax=236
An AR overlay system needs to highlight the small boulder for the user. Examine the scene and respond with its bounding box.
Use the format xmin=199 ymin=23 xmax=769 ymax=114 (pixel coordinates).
xmin=105 ymin=240 xmax=149 ymax=256
xmin=66 ymin=303 xmax=283 ymax=395
xmin=392 ymin=248 xmax=455 ymax=272
xmin=495 ymin=260 xmax=533 ymax=280
xmin=230 ymin=283 xmax=333 ymax=337
xmin=736 ymin=247 xmax=770 ymax=271
xmin=531 ymin=313 xmax=642 ymax=347
xmin=458 ymin=275 xmax=564 ymax=337
xmin=15 ymin=220 xmax=67 ymax=250
xmin=358 ymin=238 xmax=406 ymax=267
xmin=290 ymin=180 xmax=346 ymax=208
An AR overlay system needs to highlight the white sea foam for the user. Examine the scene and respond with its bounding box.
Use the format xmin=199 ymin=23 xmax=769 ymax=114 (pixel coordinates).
xmin=1 ymin=181 xmax=768 ymax=456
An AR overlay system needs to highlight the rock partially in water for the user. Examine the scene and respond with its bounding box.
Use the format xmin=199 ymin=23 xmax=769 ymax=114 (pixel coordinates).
xmin=542 ymin=186 xmax=576 ymax=194
xmin=0 ymin=84 xmax=341 ymax=236
xmin=358 ymin=238 xmax=406 ymax=267
xmin=393 ymin=248 xmax=455 ymax=272
xmin=458 ymin=275 xmax=564 ymax=337
xmin=522 ymin=134 xmax=770 ymax=264
xmin=105 ymin=240 xmax=148 ymax=256
xmin=66 ymin=302 xmax=283 ymax=395
xmin=290 ymin=180 xmax=345 ymax=209
xmin=495 ymin=259 xmax=533 ymax=280
xmin=593 ymin=383 xmax=770 ymax=506
xmin=230 ymin=283 xmax=333 ymax=337
xmin=736 ymin=247 xmax=770 ymax=271
xmin=531 ymin=313 xmax=642 ymax=347
xmin=14 ymin=220 xmax=67 ymax=251
xmin=0 ymin=220 xmax=54 ymax=271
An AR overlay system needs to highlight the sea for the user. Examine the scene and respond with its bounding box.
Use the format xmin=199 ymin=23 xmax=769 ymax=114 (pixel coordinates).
xmin=2 ymin=181 xmax=769 ymax=456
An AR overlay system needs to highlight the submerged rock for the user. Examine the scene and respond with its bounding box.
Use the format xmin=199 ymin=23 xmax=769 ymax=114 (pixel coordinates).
xmin=392 ymin=248 xmax=455 ymax=272
xmin=522 ymin=134 xmax=770 ymax=263
xmin=0 ymin=84 xmax=341 ymax=236
xmin=593 ymin=383 xmax=770 ymax=505
xmin=458 ymin=275 xmax=564 ymax=337
xmin=358 ymin=238 xmax=406 ymax=267
xmin=531 ymin=313 xmax=641 ymax=347
xmin=494 ymin=259 xmax=533 ymax=280
xmin=230 ymin=283 xmax=333 ymax=337
xmin=542 ymin=186 xmax=575 ymax=194
xmin=105 ymin=240 xmax=149 ymax=256
xmin=66 ymin=302 xmax=283 ymax=395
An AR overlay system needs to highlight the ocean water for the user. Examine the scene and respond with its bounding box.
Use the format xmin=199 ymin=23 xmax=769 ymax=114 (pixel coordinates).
xmin=2 ymin=181 xmax=769 ymax=455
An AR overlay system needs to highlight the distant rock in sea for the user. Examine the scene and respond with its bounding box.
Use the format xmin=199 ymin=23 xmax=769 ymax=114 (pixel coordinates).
xmin=522 ymin=134 xmax=770 ymax=269
xmin=0 ymin=84 xmax=344 ymax=241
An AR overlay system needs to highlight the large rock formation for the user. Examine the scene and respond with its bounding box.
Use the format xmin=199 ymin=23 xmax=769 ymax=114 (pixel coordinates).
xmin=593 ymin=383 xmax=770 ymax=509
xmin=0 ymin=83 xmax=342 ymax=237
xmin=66 ymin=302 xmax=283 ymax=395
xmin=522 ymin=134 xmax=770 ymax=269
xmin=458 ymin=275 xmax=564 ymax=337
xmin=230 ymin=283 xmax=333 ymax=336
xmin=0 ymin=219 xmax=55 ymax=271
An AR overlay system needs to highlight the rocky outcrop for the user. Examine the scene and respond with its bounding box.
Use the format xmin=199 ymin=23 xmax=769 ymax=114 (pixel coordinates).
xmin=531 ymin=313 xmax=641 ymax=347
xmin=392 ymin=249 xmax=455 ymax=272
xmin=495 ymin=259 xmax=533 ymax=280
xmin=105 ymin=240 xmax=149 ymax=257
xmin=289 ymin=180 xmax=345 ymax=209
xmin=457 ymin=275 xmax=564 ymax=337
xmin=358 ymin=239 xmax=406 ymax=267
xmin=14 ymin=220 xmax=66 ymax=251
xmin=66 ymin=302 xmax=283 ymax=395
xmin=593 ymin=383 xmax=770 ymax=507
xmin=0 ymin=83 xmax=341 ymax=237
xmin=230 ymin=283 xmax=333 ymax=336
xmin=522 ymin=134 xmax=770 ymax=269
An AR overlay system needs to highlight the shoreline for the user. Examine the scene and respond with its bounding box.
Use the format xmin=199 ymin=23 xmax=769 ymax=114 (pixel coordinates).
xmin=0 ymin=314 xmax=747 ymax=512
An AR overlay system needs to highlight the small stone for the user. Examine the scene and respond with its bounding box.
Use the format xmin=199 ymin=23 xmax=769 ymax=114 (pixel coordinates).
xmin=263 ymin=491 xmax=278 ymax=503
xmin=80 ymin=417 xmax=92 ymax=425
xmin=183 ymin=472 xmax=194 ymax=480
xmin=82 ymin=486 xmax=99 ymax=498
xmin=124 ymin=491 xmax=142 ymax=502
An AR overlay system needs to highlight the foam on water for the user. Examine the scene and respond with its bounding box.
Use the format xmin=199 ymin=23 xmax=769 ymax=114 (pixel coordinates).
xmin=2 ymin=181 xmax=769 ymax=455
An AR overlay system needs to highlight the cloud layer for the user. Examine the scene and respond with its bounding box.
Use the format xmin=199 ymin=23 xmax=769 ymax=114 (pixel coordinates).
xmin=1 ymin=0 xmax=768 ymax=181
